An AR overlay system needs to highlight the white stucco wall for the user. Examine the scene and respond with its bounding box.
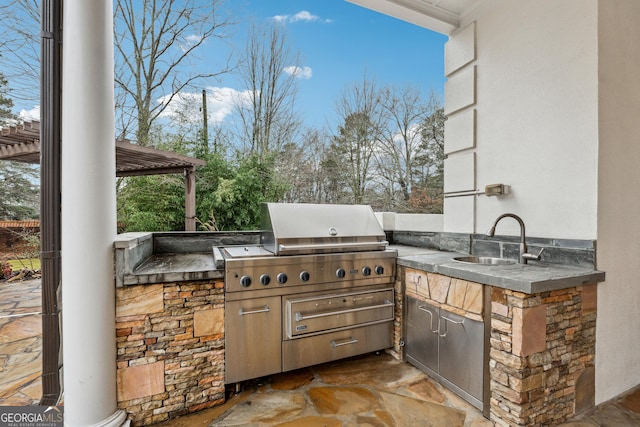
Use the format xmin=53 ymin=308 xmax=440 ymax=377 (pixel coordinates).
xmin=362 ymin=0 xmax=640 ymax=408
xmin=447 ymin=0 xmax=640 ymax=406
xmin=446 ymin=0 xmax=599 ymax=240
xmin=595 ymin=1 xmax=640 ymax=404
xmin=375 ymin=212 xmax=443 ymax=232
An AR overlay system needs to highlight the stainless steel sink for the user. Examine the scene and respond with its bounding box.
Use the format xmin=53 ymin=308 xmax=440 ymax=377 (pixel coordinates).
xmin=453 ymin=256 xmax=516 ymax=265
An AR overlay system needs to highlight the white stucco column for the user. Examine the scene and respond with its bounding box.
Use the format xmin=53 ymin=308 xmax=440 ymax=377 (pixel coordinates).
xmin=61 ymin=1 xmax=126 ymax=426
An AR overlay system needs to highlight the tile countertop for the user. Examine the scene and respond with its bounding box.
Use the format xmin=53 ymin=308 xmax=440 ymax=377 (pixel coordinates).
xmin=396 ymin=250 xmax=606 ymax=294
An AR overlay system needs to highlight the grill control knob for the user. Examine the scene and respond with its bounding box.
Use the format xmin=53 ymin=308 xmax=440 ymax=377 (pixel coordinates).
xmin=240 ymin=276 xmax=252 ymax=287
xmin=374 ymin=265 xmax=385 ymax=275
xmin=277 ymin=273 xmax=288 ymax=284
xmin=336 ymin=268 xmax=346 ymax=279
xmin=259 ymin=274 xmax=271 ymax=286
xmin=362 ymin=266 xmax=372 ymax=276
xmin=300 ymin=271 xmax=310 ymax=282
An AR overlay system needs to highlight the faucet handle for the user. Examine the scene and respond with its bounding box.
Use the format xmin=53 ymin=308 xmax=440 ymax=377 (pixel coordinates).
xmin=523 ymin=247 xmax=544 ymax=261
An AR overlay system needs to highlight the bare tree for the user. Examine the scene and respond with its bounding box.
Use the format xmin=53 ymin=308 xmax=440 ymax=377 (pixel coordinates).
xmin=276 ymin=128 xmax=341 ymax=204
xmin=415 ymin=99 xmax=446 ymax=213
xmin=0 ymin=75 xmax=39 ymax=219
xmin=234 ymin=22 xmax=302 ymax=158
xmin=0 ymin=0 xmax=40 ymax=106
xmin=375 ymin=85 xmax=439 ymax=209
xmin=332 ymin=74 xmax=384 ymax=204
xmin=114 ymin=0 xmax=233 ymax=146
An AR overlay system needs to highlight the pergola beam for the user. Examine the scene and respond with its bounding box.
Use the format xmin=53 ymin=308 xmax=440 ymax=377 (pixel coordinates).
xmin=116 ymin=166 xmax=194 ymax=177
xmin=0 ymin=121 xmax=205 ymax=231
xmin=0 ymin=140 xmax=41 ymax=161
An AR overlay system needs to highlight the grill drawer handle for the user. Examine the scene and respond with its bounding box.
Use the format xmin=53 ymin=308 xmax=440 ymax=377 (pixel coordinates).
xmin=294 ymin=300 xmax=393 ymax=322
xmin=239 ymin=306 xmax=270 ymax=316
xmin=331 ymin=337 xmax=358 ymax=348
xmin=278 ymin=241 xmax=388 ymax=252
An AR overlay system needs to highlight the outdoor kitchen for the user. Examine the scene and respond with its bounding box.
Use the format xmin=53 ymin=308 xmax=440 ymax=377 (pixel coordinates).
xmin=2 ymin=1 xmax=639 ymax=427
xmin=113 ymin=202 xmax=605 ymax=426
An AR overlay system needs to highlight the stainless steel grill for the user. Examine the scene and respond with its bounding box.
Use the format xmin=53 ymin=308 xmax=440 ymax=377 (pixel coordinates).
xmin=220 ymin=203 xmax=397 ymax=384
xmin=260 ymin=203 xmax=389 ymax=255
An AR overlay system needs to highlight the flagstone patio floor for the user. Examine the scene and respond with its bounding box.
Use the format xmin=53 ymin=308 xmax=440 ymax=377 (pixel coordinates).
xmin=2 ymin=279 xmax=640 ymax=426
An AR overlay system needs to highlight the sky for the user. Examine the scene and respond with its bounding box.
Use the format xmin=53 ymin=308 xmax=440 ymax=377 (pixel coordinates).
xmin=210 ymin=0 xmax=448 ymax=130
xmin=15 ymin=0 xmax=448 ymax=132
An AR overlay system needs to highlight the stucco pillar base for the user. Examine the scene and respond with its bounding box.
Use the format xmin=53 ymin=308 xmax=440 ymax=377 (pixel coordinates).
xmin=75 ymin=409 xmax=129 ymax=427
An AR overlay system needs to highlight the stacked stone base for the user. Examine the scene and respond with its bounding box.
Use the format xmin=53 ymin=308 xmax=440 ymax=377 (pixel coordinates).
xmin=490 ymin=285 xmax=597 ymax=426
xmin=115 ymin=280 xmax=225 ymax=426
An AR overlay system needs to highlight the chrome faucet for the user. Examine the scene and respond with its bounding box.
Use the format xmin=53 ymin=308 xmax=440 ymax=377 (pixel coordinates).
xmin=486 ymin=213 xmax=543 ymax=264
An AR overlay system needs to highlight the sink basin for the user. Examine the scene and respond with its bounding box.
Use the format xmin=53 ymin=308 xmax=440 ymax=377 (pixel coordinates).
xmin=453 ymin=256 xmax=517 ymax=265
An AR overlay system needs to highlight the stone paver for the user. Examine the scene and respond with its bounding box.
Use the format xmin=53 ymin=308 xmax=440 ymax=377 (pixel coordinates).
xmin=159 ymin=351 xmax=640 ymax=427
xmin=558 ymin=387 xmax=640 ymax=427
xmin=0 ymin=279 xmax=42 ymax=406
xmin=199 ymin=353 xmax=486 ymax=427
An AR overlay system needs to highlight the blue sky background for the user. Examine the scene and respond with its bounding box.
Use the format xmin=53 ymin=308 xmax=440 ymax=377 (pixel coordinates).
xmin=13 ymin=1 xmax=447 ymax=133
xmin=206 ymin=0 xmax=447 ymax=130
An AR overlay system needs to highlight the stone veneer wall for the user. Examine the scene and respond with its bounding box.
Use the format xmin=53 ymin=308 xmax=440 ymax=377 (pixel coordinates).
xmin=392 ymin=266 xmax=485 ymax=359
xmin=390 ymin=273 xmax=404 ymax=359
xmin=115 ymin=280 xmax=225 ymax=426
xmin=391 ymin=231 xmax=597 ymax=269
xmin=404 ymin=267 xmax=484 ymax=320
xmin=490 ymin=285 xmax=597 ymax=426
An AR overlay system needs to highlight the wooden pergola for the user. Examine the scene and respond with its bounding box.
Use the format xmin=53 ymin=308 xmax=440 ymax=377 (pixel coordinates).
xmin=0 ymin=120 xmax=206 ymax=230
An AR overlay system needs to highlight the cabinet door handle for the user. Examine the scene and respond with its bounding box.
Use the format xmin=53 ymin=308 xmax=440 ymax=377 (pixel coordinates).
xmin=439 ymin=315 xmax=465 ymax=338
xmin=418 ymin=305 xmax=438 ymax=334
xmin=239 ymin=306 xmax=270 ymax=315
xmin=331 ymin=337 xmax=358 ymax=347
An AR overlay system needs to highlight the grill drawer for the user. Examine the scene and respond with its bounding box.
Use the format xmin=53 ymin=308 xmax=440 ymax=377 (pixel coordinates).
xmin=285 ymin=288 xmax=394 ymax=338
xmin=282 ymin=322 xmax=393 ymax=372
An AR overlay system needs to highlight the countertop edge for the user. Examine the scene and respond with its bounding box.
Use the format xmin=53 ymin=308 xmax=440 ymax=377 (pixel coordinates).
xmin=117 ymin=248 xmax=606 ymax=293
xmin=122 ymin=270 xmax=224 ymax=286
xmin=397 ymin=252 xmax=605 ymax=294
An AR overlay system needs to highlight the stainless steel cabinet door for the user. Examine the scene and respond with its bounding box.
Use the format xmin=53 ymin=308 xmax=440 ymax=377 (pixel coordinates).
xmin=404 ymin=295 xmax=438 ymax=375
xmin=438 ymin=308 xmax=484 ymax=401
xmin=225 ymin=296 xmax=282 ymax=383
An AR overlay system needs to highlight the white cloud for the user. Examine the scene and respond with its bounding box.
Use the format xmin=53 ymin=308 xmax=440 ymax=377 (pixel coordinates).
xmin=157 ymin=87 xmax=252 ymax=125
xmin=19 ymin=105 xmax=40 ymax=122
xmin=291 ymin=11 xmax=319 ymax=23
xmin=271 ymin=10 xmax=331 ymax=24
xmin=178 ymin=33 xmax=203 ymax=53
xmin=272 ymin=14 xmax=288 ymax=24
xmin=283 ymin=65 xmax=312 ymax=80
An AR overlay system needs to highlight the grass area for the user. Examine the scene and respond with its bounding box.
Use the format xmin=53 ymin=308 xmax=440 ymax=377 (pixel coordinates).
xmin=6 ymin=258 xmax=41 ymax=270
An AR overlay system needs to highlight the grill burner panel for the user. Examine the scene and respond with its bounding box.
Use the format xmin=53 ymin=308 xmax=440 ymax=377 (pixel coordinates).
xmin=224 ymin=250 xmax=396 ymax=294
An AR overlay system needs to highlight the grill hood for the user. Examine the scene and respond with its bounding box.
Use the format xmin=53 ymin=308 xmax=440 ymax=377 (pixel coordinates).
xmin=260 ymin=203 xmax=388 ymax=256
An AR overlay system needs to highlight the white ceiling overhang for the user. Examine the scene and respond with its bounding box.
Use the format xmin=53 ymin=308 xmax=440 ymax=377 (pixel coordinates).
xmin=346 ymin=0 xmax=481 ymax=35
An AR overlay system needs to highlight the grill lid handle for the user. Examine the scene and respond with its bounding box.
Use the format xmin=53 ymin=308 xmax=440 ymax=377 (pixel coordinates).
xmin=277 ymin=240 xmax=388 ymax=253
